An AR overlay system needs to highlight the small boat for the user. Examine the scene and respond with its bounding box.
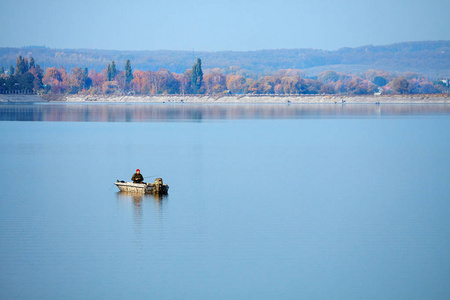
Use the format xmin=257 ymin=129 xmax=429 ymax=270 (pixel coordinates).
xmin=115 ymin=178 xmax=169 ymax=194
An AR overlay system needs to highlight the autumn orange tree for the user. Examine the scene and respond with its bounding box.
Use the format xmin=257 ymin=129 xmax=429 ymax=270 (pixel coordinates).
xmin=174 ymin=71 xmax=191 ymax=95
xmin=131 ymin=70 xmax=151 ymax=94
xmin=204 ymin=69 xmax=226 ymax=94
xmin=87 ymin=70 xmax=106 ymax=94
xmin=226 ymin=75 xmax=247 ymax=94
xmin=43 ymin=67 xmax=69 ymax=94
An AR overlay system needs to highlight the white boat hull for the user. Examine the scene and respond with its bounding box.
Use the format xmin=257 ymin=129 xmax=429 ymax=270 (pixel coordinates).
xmin=115 ymin=179 xmax=169 ymax=194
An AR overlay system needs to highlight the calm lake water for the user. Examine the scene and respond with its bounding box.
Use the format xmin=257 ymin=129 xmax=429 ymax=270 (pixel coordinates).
xmin=1 ymin=103 xmax=449 ymax=299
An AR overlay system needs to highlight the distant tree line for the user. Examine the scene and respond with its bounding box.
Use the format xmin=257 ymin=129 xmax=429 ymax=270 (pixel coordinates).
xmin=1 ymin=56 xmax=449 ymax=96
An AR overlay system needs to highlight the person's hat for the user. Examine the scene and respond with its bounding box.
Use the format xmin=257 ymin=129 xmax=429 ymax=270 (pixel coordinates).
xmin=136 ymin=169 xmax=140 ymax=172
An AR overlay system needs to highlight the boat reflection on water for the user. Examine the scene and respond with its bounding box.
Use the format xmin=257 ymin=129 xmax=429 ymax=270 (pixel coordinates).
xmin=116 ymin=191 xmax=167 ymax=212
xmin=116 ymin=190 xmax=167 ymax=203
xmin=115 ymin=191 xmax=168 ymax=236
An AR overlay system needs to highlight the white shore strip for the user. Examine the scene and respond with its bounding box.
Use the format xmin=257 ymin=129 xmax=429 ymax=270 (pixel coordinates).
xmin=61 ymin=94 xmax=450 ymax=104
xmin=1 ymin=94 xmax=449 ymax=104
xmin=0 ymin=94 xmax=46 ymax=102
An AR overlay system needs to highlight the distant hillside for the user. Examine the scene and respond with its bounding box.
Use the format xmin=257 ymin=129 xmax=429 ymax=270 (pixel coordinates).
xmin=1 ymin=41 xmax=449 ymax=77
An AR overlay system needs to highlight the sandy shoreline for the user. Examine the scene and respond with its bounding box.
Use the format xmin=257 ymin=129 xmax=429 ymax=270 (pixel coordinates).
xmin=52 ymin=94 xmax=450 ymax=104
xmin=1 ymin=94 xmax=449 ymax=104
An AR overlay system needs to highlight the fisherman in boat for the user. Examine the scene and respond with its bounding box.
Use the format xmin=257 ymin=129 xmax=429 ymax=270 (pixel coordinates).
xmin=131 ymin=169 xmax=144 ymax=183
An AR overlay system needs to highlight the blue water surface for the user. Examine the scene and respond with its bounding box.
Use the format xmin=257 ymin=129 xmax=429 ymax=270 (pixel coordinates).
xmin=0 ymin=104 xmax=449 ymax=299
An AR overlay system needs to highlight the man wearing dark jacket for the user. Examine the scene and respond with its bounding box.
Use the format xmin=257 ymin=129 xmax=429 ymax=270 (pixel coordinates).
xmin=131 ymin=169 xmax=144 ymax=183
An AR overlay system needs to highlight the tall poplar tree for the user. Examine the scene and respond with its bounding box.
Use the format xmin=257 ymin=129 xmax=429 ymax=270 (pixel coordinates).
xmin=107 ymin=63 xmax=112 ymax=81
xmin=111 ymin=61 xmax=116 ymax=79
xmin=125 ymin=59 xmax=133 ymax=84
xmin=83 ymin=67 xmax=92 ymax=89
xmin=15 ymin=56 xmax=29 ymax=75
xmin=0 ymin=66 xmax=4 ymax=75
xmin=191 ymin=58 xmax=203 ymax=94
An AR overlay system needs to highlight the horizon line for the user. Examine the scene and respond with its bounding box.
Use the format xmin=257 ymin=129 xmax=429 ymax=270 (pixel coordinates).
xmin=1 ymin=40 xmax=449 ymax=53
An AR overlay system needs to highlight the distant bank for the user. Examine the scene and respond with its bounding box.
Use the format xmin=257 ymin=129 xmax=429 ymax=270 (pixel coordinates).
xmin=0 ymin=94 xmax=46 ymax=103
xmin=1 ymin=94 xmax=449 ymax=104
xmin=2 ymin=41 xmax=449 ymax=76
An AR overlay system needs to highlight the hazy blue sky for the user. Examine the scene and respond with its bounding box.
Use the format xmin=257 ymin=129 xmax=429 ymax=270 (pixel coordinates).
xmin=1 ymin=0 xmax=449 ymax=51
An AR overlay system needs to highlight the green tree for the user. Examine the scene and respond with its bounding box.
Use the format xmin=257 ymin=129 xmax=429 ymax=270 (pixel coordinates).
xmin=0 ymin=66 xmax=4 ymax=75
xmin=111 ymin=61 xmax=116 ymax=79
xmin=9 ymin=65 xmax=14 ymax=76
xmin=107 ymin=63 xmax=112 ymax=81
xmin=373 ymin=76 xmax=387 ymax=86
xmin=29 ymin=64 xmax=44 ymax=91
xmin=83 ymin=67 xmax=92 ymax=89
xmin=5 ymin=75 xmax=18 ymax=91
xmin=391 ymin=77 xmax=410 ymax=94
xmin=125 ymin=59 xmax=133 ymax=84
xmin=0 ymin=77 xmax=5 ymax=91
xmin=19 ymin=72 xmax=35 ymax=92
xmin=190 ymin=58 xmax=203 ymax=94
xmin=15 ymin=56 xmax=29 ymax=75
xmin=29 ymin=57 xmax=35 ymax=68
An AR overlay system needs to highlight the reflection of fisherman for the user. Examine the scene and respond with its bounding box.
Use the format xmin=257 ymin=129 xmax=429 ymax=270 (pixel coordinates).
xmin=131 ymin=169 xmax=144 ymax=183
